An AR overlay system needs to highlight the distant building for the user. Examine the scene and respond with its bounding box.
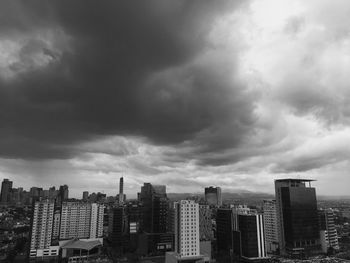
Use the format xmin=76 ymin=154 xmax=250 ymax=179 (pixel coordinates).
xmin=275 ymin=179 xmax=321 ymax=257
xmin=29 ymin=187 xmax=43 ymax=204
xmin=49 ymin=186 xmax=57 ymax=200
xmin=204 ymin=186 xmax=222 ymax=207
xmin=57 ymin=185 xmax=69 ymax=205
xmin=0 ymin=179 xmax=13 ymax=205
xmin=118 ymin=177 xmax=125 ymax=205
xmin=318 ymin=209 xmax=339 ymax=253
xmin=263 ymin=200 xmax=279 ymax=254
xmin=83 ymin=191 xmax=89 ymax=201
xmin=29 ymin=200 xmax=59 ymax=259
xmin=59 ymin=202 xmax=104 ymax=240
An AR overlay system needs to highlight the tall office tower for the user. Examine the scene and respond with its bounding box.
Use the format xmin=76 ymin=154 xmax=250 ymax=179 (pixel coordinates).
xmin=263 ymin=199 xmax=279 ymax=254
xmin=173 ymin=200 xmax=201 ymax=259
xmin=204 ymin=186 xmax=222 ymax=207
xmin=275 ymin=179 xmax=321 ymax=256
xmin=82 ymin=191 xmax=89 ymax=201
xmin=127 ymin=202 xmax=142 ymax=251
xmin=217 ymin=207 xmax=267 ymax=262
xmin=233 ymin=212 xmax=267 ymax=260
xmin=29 ymin=200 xmax=59 ymax=258
xmin=318 ymin=209 xmax=339 ymax=253
xmin=199 ymin=204 xmax=213 ymax=241
xmin=216 ymin=208 xmax=234 ymax=253
xmin=139 ymin=183 xmax=168 ymax=233
xmin=0 ymin=179 xmax=13 ymax=205
xmin=59 ymin=202 xmax=104 ymax=240
xmin=108 ymin=207 xmax=129 ymax=251
xmin=118 ymin=177 xmax=124 ymax=205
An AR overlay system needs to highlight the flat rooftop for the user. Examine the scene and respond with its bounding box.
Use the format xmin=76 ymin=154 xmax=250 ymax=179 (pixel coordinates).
xmin=275 ymin=178 xmax=316 ymax=182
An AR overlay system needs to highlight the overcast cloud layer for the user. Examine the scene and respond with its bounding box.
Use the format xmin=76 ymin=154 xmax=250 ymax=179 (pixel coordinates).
xmin=1 ymin=0 xmax=350 ymax=197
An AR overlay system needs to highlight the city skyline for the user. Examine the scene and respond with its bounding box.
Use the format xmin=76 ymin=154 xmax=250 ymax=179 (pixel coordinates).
xmin=1 ymin=0 xmax=350 ymax=196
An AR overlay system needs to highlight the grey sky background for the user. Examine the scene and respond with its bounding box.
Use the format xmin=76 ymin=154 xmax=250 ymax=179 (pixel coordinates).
xmin=1 ymin=0 xmax=350 ymax=197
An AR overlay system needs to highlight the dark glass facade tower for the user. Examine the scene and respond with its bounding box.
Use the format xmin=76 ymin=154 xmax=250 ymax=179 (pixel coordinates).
xmin=0 ymin=179 xmax=13 ymax=205
xmin=216 ymin=208 xmax=233 ymax=252
xmin=139 ymin=183 xmax=168 ymax=233
xmin=205 ymin=186 xmax=222 ymax=207
xmin=275 ymin=179 xmax=321 ymax=257
xmin=234 ymin=213 xmax=266 ymax=259
xmin=108 ymin=207 xmax=128 ymax=253
xmin=138 ymin=183 xmax=173 ymax=256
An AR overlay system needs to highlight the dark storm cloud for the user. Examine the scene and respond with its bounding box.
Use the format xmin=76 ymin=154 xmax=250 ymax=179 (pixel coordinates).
xmin=0 ymin=0 xmax=254 ymax=162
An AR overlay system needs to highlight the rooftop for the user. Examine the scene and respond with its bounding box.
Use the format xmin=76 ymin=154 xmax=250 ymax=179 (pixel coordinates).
xmin=61 ymin=239 xmax=102 ymax=251
xmin=275 ymin=178 xmax=316 ymax=182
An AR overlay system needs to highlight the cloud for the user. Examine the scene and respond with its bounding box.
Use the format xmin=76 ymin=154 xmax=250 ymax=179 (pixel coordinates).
xmin=1 ymin=0 xmax=350 ymax=195
xmin=0 ymin=0 xmax=250 ymax=161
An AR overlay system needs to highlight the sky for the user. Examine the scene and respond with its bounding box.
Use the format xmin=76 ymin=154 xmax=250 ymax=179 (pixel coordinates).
xmin=1 ymin=0 xmax=350 ymax=198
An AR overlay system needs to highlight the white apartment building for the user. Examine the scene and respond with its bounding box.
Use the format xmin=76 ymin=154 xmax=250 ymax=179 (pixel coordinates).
xmin=166 ymin=200 xmax=206 ymax=263
xmin=90 ymin=203 xmax=104 ymax=238
xmin=59 ymin=202 xmax=104 ymax=240
xmin=30 ymin=200 xmax=59 ymax=258
xmin=175 ymin=200 xmax=200 ymax=257
xmin=319 ymin=209 xmax=339 ymax=253
xmin=52 ymin=210 xmax=61 ymax=240
xmin=263 ymin=200 xmax=279 ymax=254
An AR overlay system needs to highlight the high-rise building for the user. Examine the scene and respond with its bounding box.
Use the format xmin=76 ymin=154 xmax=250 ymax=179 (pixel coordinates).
xmin=59 ymin=202 xmax=104 ymax=240
xmin=57 ymin=185 xmax=69 ymax=205
xmin=29 ymin=187 xmax=43 ymax=204
xmin=263 ymin=199 xmax=279 ymax=254
xmin=175 ymin=200 xmax=200 ymax=257
xmin=83 ymin=191 xmax=89 ymax=201
xmin=29 ymin=200 xmax=59 ymax=258
xmin=233 ymin=212 xmax=267 ymax=260
xmin=49 ymin=186 xmax=57 ymax=200
xmin=318 ymin=209 xmax=339 ymax=253
xmin=108 ymin=207 xmax=129 ymax=252
xmin=0 ymin=179 xmax=13 ymax=205
xmin=139 ymin=183 xmax=168 ymax=233
xmin=52 ymin=210 xmax=61 ymax=240
xmin=217 ymin=207 xmax=267 ymax=262
xmin=216 ymin=208 xmax=234 ymax=253
xmin=204 ymin=186 xmax=222 ymax=207
xmin=199 ymin=204 xmax=213 ymax=241
xmin=138 ymin=183 xmax=174 ymax=256
xmin=127 ymin=201 xmax=142 ymax=251
xmin=118 ymin=177 xmax=124 ymax=205
xmin=275 ymin=179 xmax=321 ymax=257
xmin=166 ymin=200 xmax=203 ymax=263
